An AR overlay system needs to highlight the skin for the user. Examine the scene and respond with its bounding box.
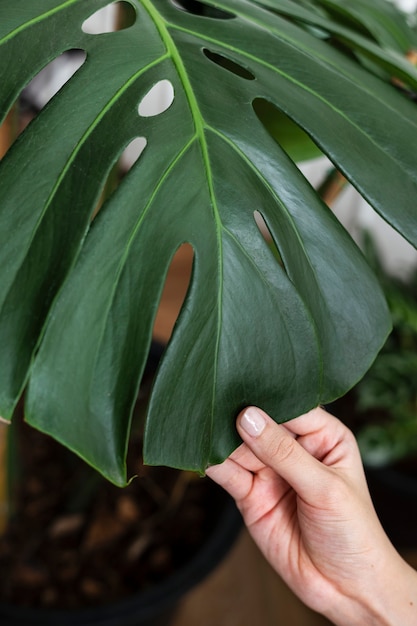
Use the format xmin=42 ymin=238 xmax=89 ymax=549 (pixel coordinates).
xmin=206 ymin=406 xmax=417 ymax=626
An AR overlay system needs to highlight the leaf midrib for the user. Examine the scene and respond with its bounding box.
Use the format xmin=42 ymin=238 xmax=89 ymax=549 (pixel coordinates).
xmin=140 ymin=0 xmax=225 ymax=460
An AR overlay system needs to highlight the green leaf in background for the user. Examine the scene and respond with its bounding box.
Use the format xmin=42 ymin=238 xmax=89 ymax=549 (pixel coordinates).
xmin=355 ymin=261 xmax=417 ymax=466
xmin=0 ymin=0 xmax=416 ymax=484
xmin=254 ymin=101 xmax=323 ymax=162
xmin=257 ymin=0 xmax=417 ymax=83
xmin=314 ymin=0 xmax=417 ymax=52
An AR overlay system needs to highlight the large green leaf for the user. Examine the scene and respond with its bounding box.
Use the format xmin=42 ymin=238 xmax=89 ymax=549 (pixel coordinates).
xmin=0 ymin=0 xmax=416 ymax=484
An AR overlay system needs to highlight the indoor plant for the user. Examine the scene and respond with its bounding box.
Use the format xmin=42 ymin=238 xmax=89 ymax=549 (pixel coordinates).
xmin=0 ymin=0 xmax=416 ymax=618
xmin=0 ymin=0 xmax=416 ymax=491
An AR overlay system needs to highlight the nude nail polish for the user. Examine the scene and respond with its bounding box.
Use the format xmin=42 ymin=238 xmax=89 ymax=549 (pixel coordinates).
xmin=240 ymin=407 xmax=266 ymax=437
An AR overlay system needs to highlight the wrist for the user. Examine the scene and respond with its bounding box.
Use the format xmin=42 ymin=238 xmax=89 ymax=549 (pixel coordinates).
xmin=326 ymin=552 xmax=417 ymax=626
xmin=368 ymin=557 xmax=417 ymax=626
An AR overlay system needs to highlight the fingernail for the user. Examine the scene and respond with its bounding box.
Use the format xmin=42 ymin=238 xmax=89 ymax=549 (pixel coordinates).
xmin=240 ymin=407 xmax=266 ymax=437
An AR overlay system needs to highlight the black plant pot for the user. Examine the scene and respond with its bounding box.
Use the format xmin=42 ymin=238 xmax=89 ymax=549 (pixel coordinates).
xmin=0 ymin=494 xmax=242 ymax=626
xmin=0 ymin=341 xmax=242 ymax=625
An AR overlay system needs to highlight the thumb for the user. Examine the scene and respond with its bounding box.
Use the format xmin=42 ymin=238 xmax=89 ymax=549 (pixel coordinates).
xmin=237 ymin=406 xmax=330 ymax=501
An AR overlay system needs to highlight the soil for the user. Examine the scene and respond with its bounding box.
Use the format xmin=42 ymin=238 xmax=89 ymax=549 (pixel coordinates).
xmin=0 ymin=355 xmax=228 ymax=610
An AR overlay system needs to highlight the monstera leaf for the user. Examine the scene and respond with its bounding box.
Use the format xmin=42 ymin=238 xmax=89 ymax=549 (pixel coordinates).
xmin=0 ymin=0 xmax=416 ymax=485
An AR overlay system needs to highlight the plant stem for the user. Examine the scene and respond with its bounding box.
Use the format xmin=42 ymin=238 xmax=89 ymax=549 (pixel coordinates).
xmin=0 ymin=422 xmax=9 ymax=534
xmin=0 ymin=107 xmax=15 ymax=159
xmin=317 ymin=167 xmax=348 ymax=207
xmin=0 ymin=104 xmax=19 ymax=534
xmin=0 ymin=105 xmax=10 ymax=533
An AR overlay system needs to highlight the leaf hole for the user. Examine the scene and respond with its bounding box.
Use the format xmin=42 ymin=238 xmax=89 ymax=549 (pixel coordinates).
xmin=119 ymin=137 xmax=148 ymax=172
xmin=138 ymin=80 xmax=175 ymax=117
xmin=170 ymin=0 xmax=235 ymax=19
xmin=203 ymin=49 xmax=255 ymax=80
xmin=0 ymin=50 xmax=86 ymax=158
xmin=82 ymin=2 xmax=136 ymax=34
xmin=153 ymin=244 xmax=195 ymax=344
xmin=91 ymin=137 xmax=147 ymax=219
xmin=254 ymin=211 xmax=285 ymax=269
xmin=21 ymin=50 xmax=86 ymax=114
xmin=253 ymin=98 xmax=323 ymax=164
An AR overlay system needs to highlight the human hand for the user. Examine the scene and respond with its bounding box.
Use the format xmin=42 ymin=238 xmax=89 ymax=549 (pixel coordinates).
xmin=206 ymin=406 xmax=417 ymax=626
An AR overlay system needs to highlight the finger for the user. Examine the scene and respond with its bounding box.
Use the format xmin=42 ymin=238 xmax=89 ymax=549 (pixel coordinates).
xmin=206 ymin=457 xmax=254 ymax=501
xmin=282 ymin=407 xmax=361 ymax=467
xmin=236 ymin=406 xmax=332 ymax=501
xmin=228 ymin=442 xmax=267 ymax=473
